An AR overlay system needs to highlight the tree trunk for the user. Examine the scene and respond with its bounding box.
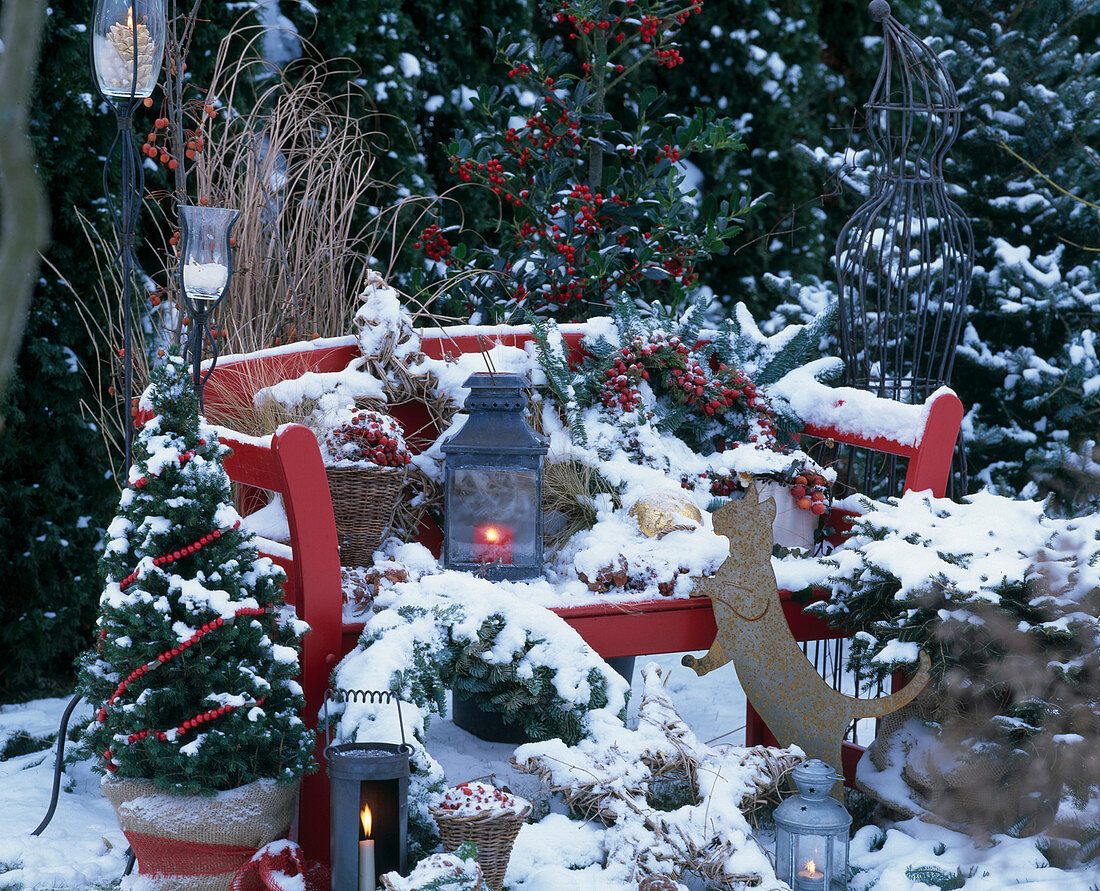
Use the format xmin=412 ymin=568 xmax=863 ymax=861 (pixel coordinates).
xmin=0 ymin=0 xmax=51 ymax=417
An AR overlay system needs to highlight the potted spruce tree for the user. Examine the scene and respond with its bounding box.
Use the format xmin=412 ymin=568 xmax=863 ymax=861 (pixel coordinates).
xmin=77 ymin=353 xmax=315 ymax=890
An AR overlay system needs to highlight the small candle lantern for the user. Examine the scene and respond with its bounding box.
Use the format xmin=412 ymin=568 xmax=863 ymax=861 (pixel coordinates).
xmin=773 ymin=760 xmax=851 ymax=891
xmin=177 ymin=204 xmax=240 ymax=411
xmin=326 ymin=691 xmax=411 ymax=891
xmin=442 ymin=373 xmax=548 ymax=580
xmin=91 ymin=0 xmax=166 ymax=100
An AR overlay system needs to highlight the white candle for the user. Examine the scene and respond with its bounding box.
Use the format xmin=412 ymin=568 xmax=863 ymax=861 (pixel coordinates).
xmin=358 ymin=838 xmax=375 ymax=891
xmin=183 ymin=261 xmax=228 ymax=301
xmin=359 ymin=803 xmax=375 ymax=891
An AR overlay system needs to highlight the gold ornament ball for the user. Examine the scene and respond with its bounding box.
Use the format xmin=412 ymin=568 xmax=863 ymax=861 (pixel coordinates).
xmin=628 ymin=493 xmax=702 ymax=539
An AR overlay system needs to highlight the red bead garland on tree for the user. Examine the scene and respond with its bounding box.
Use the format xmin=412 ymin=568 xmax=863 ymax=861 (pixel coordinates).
xmin=97 ymin=602 xmax=271 ymax=770
xmin=131 ymin=448 xmax=197 ymax=489
xmin=117 ymin=520 xmax=241 ymax=591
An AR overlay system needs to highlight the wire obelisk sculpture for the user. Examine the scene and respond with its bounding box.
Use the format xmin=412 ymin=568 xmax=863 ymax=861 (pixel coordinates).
xmin=834 ymin=0 xmax=973 ymax=497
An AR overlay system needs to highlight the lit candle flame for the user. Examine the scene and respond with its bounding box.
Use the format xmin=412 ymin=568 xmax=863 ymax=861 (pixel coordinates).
xmin=126 ymin=6 xmax=134 ymax=29
xmin=482 ymin=526 xmax=501 ymax=544
xmin=805 ymin=860 xmax=816 ymax=874
xmin=360 ymin=803 xmax=372 ymax=838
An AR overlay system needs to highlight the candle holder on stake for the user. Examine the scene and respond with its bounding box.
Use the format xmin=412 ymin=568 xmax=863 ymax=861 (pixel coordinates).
xmin=90 ymin=0 xmax=166 ymax=470
xmin=177 ymin=204 xmax=239 ymax=412
xmin=773 ymin=760 xmax=851 ymax=891
xmin=325 ymin=689 xmax=411 ymax=891
xmin=441 ymin=373 xmax=548 ymax=581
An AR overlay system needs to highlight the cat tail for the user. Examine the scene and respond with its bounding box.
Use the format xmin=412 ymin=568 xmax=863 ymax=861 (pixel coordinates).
xmin=854 ymin=649 xmax=932 ymax=719
xmin=681 ymin=638 xmax=730 ymax=677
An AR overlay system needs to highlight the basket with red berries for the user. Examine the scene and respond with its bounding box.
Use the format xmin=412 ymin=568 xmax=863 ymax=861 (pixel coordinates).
xmin=428 ymin=781 xmax=531 ymax=891
xmin=318 ymin=408 xmax=412 ymax=566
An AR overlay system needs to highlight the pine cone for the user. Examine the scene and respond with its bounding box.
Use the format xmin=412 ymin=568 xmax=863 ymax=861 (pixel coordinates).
xmin=101 ymin=20 xmax=154 ymax=93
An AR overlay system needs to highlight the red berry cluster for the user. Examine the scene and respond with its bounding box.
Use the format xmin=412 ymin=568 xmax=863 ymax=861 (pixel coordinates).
xmin=437 ymin=781 xmax=519 ymax=814
xmin=654 ymin=47 xmax=684 ymax=68
xmin=141 ymin=113 xmax=206 ymax=171
xmin=324 ymin=410 xmax=411 ymax=467
xmin=693 ymin=471 xmax=832 ymax=514
xmin=601 ymin=350 xmax=650 ymax=412
xmin=656 ymin=144 xmax=681 ymax=162
xmin=675 ymin=1 xmax=703 ymax=25
xmin=790 ymin=472 xmax=831 ymax=515
xmin=595 ymin=333 xmax=778 ymax=435
xmin=414 ymin=224 xmax=453 ymax=264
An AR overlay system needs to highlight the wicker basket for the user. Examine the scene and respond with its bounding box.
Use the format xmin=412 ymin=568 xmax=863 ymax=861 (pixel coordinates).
xmin=325 ymin=465 xmax=407 ymax=567
xmin=428 ymin=800 xmax=532 ymax=891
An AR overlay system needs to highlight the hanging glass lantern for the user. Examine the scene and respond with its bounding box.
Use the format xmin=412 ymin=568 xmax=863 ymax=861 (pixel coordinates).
xmin=91 ymin=0 xmax=166 ymax=101
xmin=442 ymin=373 xmax=548 ymax=581
xmin=326 ymin=691 xmax=411 ymax=891
xmin=177 ymin=204 xmax=240 ymax=410
xmin=773 ymin=760 xmax=851 ymax=891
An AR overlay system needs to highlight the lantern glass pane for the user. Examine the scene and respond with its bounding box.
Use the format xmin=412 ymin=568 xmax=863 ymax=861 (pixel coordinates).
xmin=829 ymin=831 xmax=848 ymax=890
xmin=775 ymin=827 xmax=793 ymax=883
xmin=449 ymin=468 xmax=538 ymax=565
xmin=792 ymin=834 xmax=829 ymax=891
xmin=92 ymin=0 xmax=165 ymax=99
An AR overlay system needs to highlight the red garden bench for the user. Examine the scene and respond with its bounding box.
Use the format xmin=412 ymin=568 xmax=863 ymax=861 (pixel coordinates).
xmin=207 ymin=327 xmax=963 ymax=864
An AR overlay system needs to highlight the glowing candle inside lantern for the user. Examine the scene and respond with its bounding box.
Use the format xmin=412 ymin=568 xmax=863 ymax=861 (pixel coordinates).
xmin=182 ymin=260 xmax=229 ymax=301
xmin=473 ymin=523 xmax=514 ymax=564
xmin=795 ymin=858 xmax=825 ymax=891
xmin=358 ymin=803 xmax=376 ymax=891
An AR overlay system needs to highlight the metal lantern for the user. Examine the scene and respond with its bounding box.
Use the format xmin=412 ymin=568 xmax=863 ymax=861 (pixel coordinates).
xmin=91 ymin=0 xmax=166 ymax=100
xmin=177 ymin=204 xmax=240 ymax=412
xmin=326 ymin=690 xmax=411 ymax=891
xmin=773 ymin=760 xmax=851 ymax=891
xmin=442 ymin=373 xmax=548 ymax=581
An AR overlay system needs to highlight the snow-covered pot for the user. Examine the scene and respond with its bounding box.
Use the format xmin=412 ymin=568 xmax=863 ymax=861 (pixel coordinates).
xmin=103 ymin=777 xmax=299 ymax=890
xmin=757 ymin=480 xmax=817 ymax=551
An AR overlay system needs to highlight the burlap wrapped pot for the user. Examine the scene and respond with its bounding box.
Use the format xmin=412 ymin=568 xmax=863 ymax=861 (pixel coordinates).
xmin=103 ymin=777 xmax=299 ymax=891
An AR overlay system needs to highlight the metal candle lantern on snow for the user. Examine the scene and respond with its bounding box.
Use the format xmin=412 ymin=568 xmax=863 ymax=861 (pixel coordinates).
xmin=326 ymin=690 xmax=411 ymax=891
xmin=177 ymin=204 xmax=240 ymax=413
xmin=442 ymin=373 xmax=548 ymax=581
xmin=773 ymin=760 xmax=851 ymax=891
xmin=90 ymin=0 xmax=166 ymax=470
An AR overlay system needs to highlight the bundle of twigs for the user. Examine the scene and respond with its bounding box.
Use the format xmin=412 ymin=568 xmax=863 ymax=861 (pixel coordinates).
xmin=346 ymin=272 xmax=456 ymax=541
xmin=511 ymin=664 xmax=801 ymax=890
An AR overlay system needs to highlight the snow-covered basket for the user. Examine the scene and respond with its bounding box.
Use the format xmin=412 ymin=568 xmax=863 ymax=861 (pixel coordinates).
xmin=326 ymin=465 xmax=407 ymax=566
xmin=319 ymin=407 xmax=412 ymax=567
xmin=102 ymin=777 xmax=299 ymax=891
xmin=429 ymin=782 xmax=531 ymax=891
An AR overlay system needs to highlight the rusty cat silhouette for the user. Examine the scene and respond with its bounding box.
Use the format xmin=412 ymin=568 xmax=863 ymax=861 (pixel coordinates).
xmin=682 ymin=485 xmax=930 ymax=772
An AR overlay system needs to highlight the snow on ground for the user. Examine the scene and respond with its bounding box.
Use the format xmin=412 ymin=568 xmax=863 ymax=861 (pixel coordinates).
xmin=0 ymin=697 xmax=129 ymax=889
xmin=0 ymin=662 xmax=1093 ymax=889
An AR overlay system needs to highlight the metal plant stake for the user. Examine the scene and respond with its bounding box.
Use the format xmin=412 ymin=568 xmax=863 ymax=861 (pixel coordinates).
xmin=91 ymin=0 xmax=166 ymax=472
xmin=834 ymin=0 xmax=973 ymax=495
